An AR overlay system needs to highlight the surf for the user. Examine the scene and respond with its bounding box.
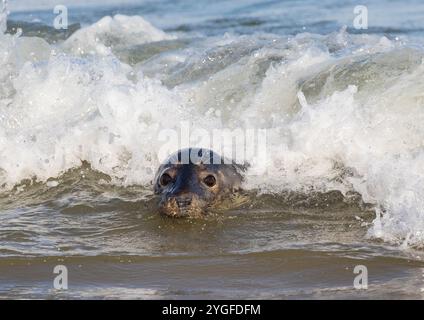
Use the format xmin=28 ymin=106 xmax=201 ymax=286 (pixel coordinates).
xmin=1 ymin=2 xmax=424 ymax=250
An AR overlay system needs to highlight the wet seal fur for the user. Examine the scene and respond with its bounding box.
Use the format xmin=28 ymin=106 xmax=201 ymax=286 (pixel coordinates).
xmin=154 ymin=148 xmax=247 ymax=217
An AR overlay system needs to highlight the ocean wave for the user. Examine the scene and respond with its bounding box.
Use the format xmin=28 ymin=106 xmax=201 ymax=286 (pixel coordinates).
xmin=2 ymin=9 xmax=424 ymax=248
xmin=62 ymin=14 xmax=175 ymax=56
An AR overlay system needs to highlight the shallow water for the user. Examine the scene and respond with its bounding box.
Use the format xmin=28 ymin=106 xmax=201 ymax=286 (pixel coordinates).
xmin=2 ymin=0 xmax=424 ymax=299
xmin=2 ymin=168 xmax=423 ymax=299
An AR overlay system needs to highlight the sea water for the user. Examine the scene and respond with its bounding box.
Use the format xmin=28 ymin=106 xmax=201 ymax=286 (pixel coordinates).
xmin=1 ymin=0 xmax=424 ymax=299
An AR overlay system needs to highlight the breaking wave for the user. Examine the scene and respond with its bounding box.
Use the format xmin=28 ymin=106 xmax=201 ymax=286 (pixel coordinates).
xmin=2 ymin=6 xmax=424 ymax=247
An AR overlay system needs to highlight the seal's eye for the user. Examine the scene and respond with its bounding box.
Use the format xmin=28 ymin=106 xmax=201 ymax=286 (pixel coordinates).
xmin=160 ymin=173 xmax=173 ymax=186
xmin=203 ymin=175 xmax=216 ymax=187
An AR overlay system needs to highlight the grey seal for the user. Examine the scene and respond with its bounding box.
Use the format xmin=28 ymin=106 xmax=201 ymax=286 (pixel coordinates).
xmin=154 ymin=148 xmax=247 ymax=217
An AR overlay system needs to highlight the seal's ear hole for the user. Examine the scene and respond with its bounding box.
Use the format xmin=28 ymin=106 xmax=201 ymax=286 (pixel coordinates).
xmin=160 ymin=173 xmax=173 ymax=186
xmin=203 ymin=175 xmax=216 ymax=187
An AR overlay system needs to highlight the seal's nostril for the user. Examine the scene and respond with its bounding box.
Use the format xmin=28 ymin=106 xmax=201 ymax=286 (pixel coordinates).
xmin=176 ymin=197 xmax=192 ymax=208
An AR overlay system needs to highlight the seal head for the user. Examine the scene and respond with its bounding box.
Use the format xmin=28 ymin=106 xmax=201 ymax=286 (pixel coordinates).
xmin=154 ymin=148 xmax=245 ymax=217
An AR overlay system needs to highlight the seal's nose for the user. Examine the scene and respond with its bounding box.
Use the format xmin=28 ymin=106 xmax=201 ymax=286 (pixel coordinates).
xmin=159 ymin=194 xmax=206 ymax=218
xmin=175 ymin=196 xmax=192 ymax=208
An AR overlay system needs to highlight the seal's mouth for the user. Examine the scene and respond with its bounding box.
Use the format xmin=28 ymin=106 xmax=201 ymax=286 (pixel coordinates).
xmin=159 ymin=196 xmax=207 ymax=218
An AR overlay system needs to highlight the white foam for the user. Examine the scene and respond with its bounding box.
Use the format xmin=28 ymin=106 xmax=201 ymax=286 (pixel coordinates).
xmin=0 ymin=1 xmax=6 ymax=34
xmin=63 ymin=14 xmax=175 ymax=56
